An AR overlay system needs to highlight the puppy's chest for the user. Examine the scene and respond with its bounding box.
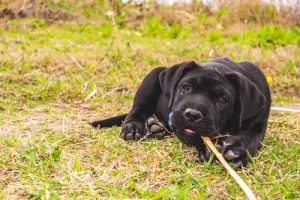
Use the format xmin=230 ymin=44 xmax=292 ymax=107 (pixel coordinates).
xmin=156 ymin=94 xmax=170 ymax=124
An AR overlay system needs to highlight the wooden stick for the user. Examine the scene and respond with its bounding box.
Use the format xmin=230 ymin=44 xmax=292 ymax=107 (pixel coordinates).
xmin=271 ymin=106 xmax=300 ymax=113
xmin=201 ymin=136 xmax=257 ymax=200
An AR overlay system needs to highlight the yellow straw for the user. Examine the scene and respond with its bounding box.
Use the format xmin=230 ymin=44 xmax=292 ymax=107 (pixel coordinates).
xmin=201 ymin=136 xmax=257 ymax=200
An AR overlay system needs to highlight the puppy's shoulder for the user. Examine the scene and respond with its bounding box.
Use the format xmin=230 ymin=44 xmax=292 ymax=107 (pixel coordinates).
xmin=237 ymin=61 xmax=266 ymax=81
xmin=212 ymin=58 xmax=263 ymax=78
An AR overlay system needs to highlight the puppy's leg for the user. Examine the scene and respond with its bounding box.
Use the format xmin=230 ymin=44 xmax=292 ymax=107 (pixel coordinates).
xmin=219 ymin=130 xmax=265 ymax=166
xmin=122 ymin=67 xmax=166 ymax=141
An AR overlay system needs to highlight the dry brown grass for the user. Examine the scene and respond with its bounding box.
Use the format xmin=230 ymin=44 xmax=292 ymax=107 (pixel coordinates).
xmin=0 ymin=102 xmax=299 ymax=198
xmin=0 ymin=0 xmax=299 ymax=198
xmin=0 ymin=0 xmax=76 ymax=22
xmin=1 ymin=0 xmax=300 ymax=27
xmin=216 ymin=0 xmax=300 ymax=26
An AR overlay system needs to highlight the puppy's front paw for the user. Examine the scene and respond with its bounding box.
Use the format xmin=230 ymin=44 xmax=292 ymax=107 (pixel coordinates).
xmin=198 ymin=144 xmax=222 ymax=162
xmin=121 ymin=121 xmax=146 ymax=141
xmin=220 ymin=136 xmax=248 ymax=166
xmin=146 ymin=117 xmax=166 ymax=139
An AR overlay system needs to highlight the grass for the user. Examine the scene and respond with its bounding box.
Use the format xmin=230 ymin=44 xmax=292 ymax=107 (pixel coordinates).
xmin=0 ymin=1 xmax=300 ymax=199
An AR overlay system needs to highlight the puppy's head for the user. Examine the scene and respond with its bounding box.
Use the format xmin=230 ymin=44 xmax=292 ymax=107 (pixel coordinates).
xmin=159 ymin=61 xmax=266 ymax=146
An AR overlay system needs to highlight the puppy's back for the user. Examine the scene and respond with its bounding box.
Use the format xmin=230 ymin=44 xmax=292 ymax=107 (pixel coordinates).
xmin=237 ymin=61 xmax=271 ymax=103
xmin=210 ymin=58 xmax=270 ymax=101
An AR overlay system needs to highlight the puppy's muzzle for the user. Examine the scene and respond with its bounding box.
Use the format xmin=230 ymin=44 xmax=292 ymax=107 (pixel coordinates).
xmin=184 ymin=108 xmax=203 ymax=122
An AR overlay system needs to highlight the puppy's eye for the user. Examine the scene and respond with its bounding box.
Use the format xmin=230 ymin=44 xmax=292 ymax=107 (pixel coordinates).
xmin=182 ymin=83 xmax=192 ymax=92
xmin=218 ymin=96 xmax=227 ymax=104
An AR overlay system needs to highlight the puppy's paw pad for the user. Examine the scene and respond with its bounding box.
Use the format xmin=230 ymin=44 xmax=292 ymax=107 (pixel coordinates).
xmin=135 ymin=132 xmax=142 ymax=140
xmin=146 ymin=117 xmax=166 ymax=139
xmin=125 ymin=132 xmax=134 ymax=140
xmin=205 ymin=149 xmax=211 ymax=160
xmin=217 ymin=136 xmax=249 ymax=164
xmin=150 ymin=124 xmax=163 ymax=133
xmin=121 ymin=122 xmax=145 ymax=141
xmin=199 ymin=152 xmax=206 ymax=162
xmin=152 ymin=131 xmax=165 ymax=139
xmin=146 ymin=117 xmax=164 ymax=131
xmin=146 ymin=117 xmax=157 ymax=127
xmin=222 ymin=145 xmax=247 ymax=163
xmin=223 ymin=150 xmax=238 ymax=161
xmin=216 ymin=144 xmax=222 ymax=152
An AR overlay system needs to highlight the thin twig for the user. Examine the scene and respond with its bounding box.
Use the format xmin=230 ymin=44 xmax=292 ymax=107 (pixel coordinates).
xmin=68 ymin=53 xmax=84 ymax=69
xmin=152 ymin=114 xmax=173 ymax=135
xmin=85 ymin=89 xmax=97 ymax=101
xmin=21 ymin=0 xmax=28 ymax=10
xmin=201 ymin=136 xmax=257 ymax=200
xmin=62 ymin=115 xmax=65 ymax=135
xmin=271 ymin=106 xmax=300 ymax=113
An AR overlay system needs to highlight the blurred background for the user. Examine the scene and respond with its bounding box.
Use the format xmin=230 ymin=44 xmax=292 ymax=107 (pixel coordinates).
xmin=1 ymin=0 xmax=299 ymax=107
xmin=0 ymin=1 xmax=299 ymax=199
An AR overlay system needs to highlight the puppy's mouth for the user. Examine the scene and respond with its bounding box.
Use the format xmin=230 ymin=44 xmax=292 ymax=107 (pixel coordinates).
xmin=184 ymin=128 xmax=197 ymax=135
xmin=170 ymin=112 xmax=218 ymax=137
xmin=171 ymin=125 xmax=217 ymax=137
xmin=182 ymin=128 xmax=217 ymax=136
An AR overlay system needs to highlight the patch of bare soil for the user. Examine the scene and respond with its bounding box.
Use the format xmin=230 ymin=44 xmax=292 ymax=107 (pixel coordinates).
xmin=0 ymin=103 xmax=96 ymax=137
xmin=0 ymin=0 xmax=76 ymax=22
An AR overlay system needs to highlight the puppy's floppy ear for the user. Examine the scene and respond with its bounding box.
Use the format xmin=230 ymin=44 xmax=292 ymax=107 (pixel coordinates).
xmin=159 ymin=61 xmax=199 ymax=109
xmin=225 ymin=72 xmax=266 ymax=128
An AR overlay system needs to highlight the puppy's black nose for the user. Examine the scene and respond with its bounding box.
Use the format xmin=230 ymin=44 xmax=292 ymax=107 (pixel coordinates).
xmin=184 ymin=108 xmax=202 ymax=122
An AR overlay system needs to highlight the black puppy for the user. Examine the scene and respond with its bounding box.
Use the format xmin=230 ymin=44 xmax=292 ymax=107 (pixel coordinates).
xmin=91 ymin=58 xmax=271 ymax=166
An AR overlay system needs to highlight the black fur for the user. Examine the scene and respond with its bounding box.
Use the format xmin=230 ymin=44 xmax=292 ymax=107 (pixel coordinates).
xmin=91 ymin=58 xmax=271 ymax=166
